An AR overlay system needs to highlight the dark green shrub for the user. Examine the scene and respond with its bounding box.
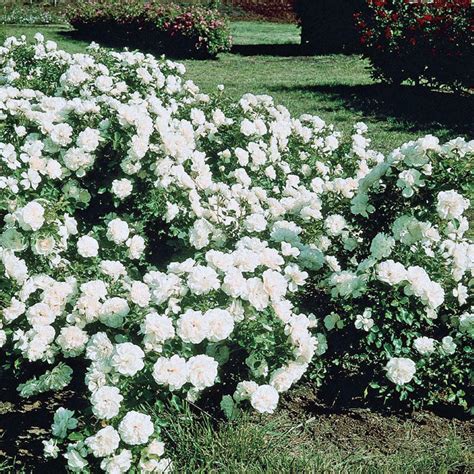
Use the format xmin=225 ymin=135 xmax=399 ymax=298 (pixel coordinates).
xmin=295 ymin=0 xmax=365 ymax=54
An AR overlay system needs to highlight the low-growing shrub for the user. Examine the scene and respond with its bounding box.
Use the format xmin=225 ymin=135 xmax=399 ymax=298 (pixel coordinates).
xmin=0 ymin=35 xmax=472 ymax=471
xmin=67 ymin=0 xmax=231 ymax=58
xmin=355 ymin=0 xmax=474 ymax=90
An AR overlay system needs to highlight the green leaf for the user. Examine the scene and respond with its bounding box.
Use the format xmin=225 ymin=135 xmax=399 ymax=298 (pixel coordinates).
xmin=220 ymin=395 xmax=238 ymax=420
xmin=68 ymin=432 xmax=84 ymax=442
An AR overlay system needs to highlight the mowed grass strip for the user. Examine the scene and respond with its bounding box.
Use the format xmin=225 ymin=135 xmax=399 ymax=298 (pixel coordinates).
xmin=163 ymin=409 xmax=473 ymax=473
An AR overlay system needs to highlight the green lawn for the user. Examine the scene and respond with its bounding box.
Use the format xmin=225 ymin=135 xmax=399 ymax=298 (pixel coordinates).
xmin=1 ymin=21 xmax=471 ymax=153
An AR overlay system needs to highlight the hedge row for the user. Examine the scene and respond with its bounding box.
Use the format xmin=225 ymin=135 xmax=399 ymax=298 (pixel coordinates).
xmin=295 ymin=0 xmax=364 ymax=53
xmin=67 ymin=0 xmax=232 ymax=58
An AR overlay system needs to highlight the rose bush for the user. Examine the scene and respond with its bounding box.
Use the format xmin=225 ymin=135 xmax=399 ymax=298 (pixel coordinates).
xmin=0 ymin=35 xmax=472 ymax=471
xmin=67 ymin=0 xmax=231 ymax=59
xmin=354 ymin=0 xmax=474 ymax=90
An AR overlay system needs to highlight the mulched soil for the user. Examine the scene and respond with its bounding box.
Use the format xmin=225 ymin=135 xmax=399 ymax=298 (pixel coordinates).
xmin=281 ymin=385 xmax=474 ymax=457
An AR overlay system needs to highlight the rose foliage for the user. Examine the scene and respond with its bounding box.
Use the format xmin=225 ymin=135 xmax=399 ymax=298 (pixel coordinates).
xmin=0 ymin=35 xmax=472 ymax=471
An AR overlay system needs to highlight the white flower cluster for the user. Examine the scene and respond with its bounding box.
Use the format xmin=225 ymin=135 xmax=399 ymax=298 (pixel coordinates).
xmin=0 ymin=35 xmax=472 ymax=470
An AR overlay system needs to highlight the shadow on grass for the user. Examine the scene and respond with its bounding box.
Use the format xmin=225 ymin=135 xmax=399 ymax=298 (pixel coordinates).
xmin=271 ymin=83 xmax=474 ymax=137
xmin=231 ymin=43 xmax=303 ymax=57
xmin=59 ymin=29 xmax=218 ymax=60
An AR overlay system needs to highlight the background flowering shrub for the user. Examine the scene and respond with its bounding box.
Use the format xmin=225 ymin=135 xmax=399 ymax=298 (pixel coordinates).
xmin=355 ymin=0 xmax=474 ymax=90
xmin=0 ymin=35 xmax=472 ymax=471
xmin=67 ymin=0 xmax=232 ymax=58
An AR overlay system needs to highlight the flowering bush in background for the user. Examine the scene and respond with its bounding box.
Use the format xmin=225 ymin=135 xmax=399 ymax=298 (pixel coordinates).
xmin=355 ymin=0 xmax=474 ymax=90
xmin=0 ymin=35 xmax=472 ymax=471
xmin=67 ymin=0 xmax=231 ymax=58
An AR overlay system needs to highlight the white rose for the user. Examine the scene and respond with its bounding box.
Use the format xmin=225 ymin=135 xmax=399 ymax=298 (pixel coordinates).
xmin=222 ymin=268 xmax=248 ymax=299
xmin=244 ymin=213 xmax=267 ymax=233
xmin=141 ymin=312 xmax=175 ymax=350
xmin=187 ymin=355 xmax=218 ymax=390
xmin=2 ymin=252 xmax=28 ymax=283
xmin=100 ymin=450 xmax=132 ymax=474
xmin=324 ymin=214 xmax=346 ymax=236
xmin=33 ymin=236 xmax=55 ymax=256
xmin=250 ymin=385 xmax=279 ymax=413
xmin=56 ymin=326 xmax=88 ymax=355
xmin=262 ymin=269 xmax=287 ymax=302
xmin=441 ymin=336 xmax=456 ymax=355
xmin=177 ymin=309 xmax=208 ymax=344
xmin=26 ymin=302 xmax=55 ymax=326
xmin=376 ymin=260 xmax=407 ymax=285
xmin=106 ymin=219 xmax=130 ymax=244
xmin=246 ymin=277 xmax=269 ymax=311
xmin=77 ymin=235 xmax=99 ymax=258
xmin=111 ymin=179 xmax=133 ymax=199
xmin=91 ymin=386 xmax=123 ymax=420
xmin=385 ymin=357 xmax=416 ymax=385
xmin=18 ymin=201 xmax=45 ymax=231
xmin=130 ymin=281 xmax=150 ymax=308
xmin=3 ymin=298 xmax=26 ymax=323
xmin=50 ymin=123 xmax=73 ymax=146
xmin=77 ymin=127 xmax=101 ymax=152
xmin=118 ymin=411 xmax=154 ymax=446
xmin=187 ymin=265 xmax=220 ymax=295
xmin=437 ymin=190 xmax=469 ymax=220
xmin=413 ymin=336 xmax=436 ymax=355
xmin=100 ymin=260 xmax=127 ymax=280
xmin=111 ymin=342 xmax=145 ymax=376
xmin=127 ymin=235 xmax=145 ymax=259
xmin=204 ymin=308 xmax=234 ymax=342
xmin=100 ymin=298 xmax=129 ymax=328
xmin=85 ymin=426 xmax=120 ymax=458
xmin=145 ymin=439 xmax=165 ymax=457
xmin=152 ymin=355 xmax=188 ymax=391
xmin=233 ymin=381 xmax=258 ymax=402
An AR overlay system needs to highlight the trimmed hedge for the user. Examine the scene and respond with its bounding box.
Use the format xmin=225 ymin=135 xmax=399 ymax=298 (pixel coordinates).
xmin=355 ymin=0 xmax=474 ymax=91
xmin=295 ymin=0 xmax=365 ymax=54
xmin=67 ymin=0 xmax=232 ymax=58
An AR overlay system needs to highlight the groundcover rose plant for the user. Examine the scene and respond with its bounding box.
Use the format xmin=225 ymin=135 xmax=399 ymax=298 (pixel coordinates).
xmin=0 ymin=35 xmax=472 ymax=471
